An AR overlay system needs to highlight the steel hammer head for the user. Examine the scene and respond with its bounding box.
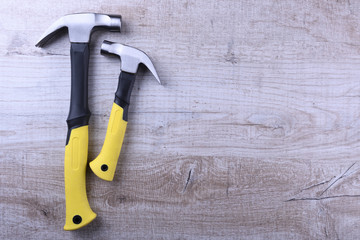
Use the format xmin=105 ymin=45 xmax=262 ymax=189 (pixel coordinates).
xmin=35 ymin=13 xmax=121 ymax=47
xmin=100 ymin=40 xmax=161 ymax=84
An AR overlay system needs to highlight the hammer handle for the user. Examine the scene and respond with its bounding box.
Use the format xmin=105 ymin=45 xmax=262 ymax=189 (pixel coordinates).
xmin=64 ymin=43 xmax=95 ymax=230
xmin=66 ymin=43 xmax=91 ymax=144
xmin=64 ymin=126 xmax=96 ymax=230
xmin=90 ymin=72 xmax=136 ymax=181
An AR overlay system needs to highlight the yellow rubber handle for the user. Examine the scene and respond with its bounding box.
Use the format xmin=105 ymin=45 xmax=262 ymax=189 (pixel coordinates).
xmin=64 ymin=125 xmax=96 ymax=230
xmin=89 ymin=103 xmax=127 ymax=181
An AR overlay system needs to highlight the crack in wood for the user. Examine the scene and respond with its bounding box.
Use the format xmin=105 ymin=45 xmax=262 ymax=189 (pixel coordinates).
xmin=5 ymin=50 xmax=68 ymax=57
xmin=287 ymin=162 xmax=358 ymax=203
xmin=301 ymin=176 xmax=335 ymax=191
xmin=320 ymin=162 xmax=356 ymax=196
xmin=183 ymin=169 xmax=192 ymax=193
xmin=285 ymin=194 xmax=360 ymax=202
xmin=226 ymin=166 xmax=230 ymax=197
xmin=41 ymin=209 xmax=48 ymax=217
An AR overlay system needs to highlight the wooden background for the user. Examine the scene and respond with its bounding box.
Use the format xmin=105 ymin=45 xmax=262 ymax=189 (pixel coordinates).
xmin=1 ymin=0 xmax=360 ymax=239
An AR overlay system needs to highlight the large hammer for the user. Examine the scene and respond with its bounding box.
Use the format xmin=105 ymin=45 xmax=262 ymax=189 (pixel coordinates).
xmin=36 ymin=13 xmax=121 ymax=230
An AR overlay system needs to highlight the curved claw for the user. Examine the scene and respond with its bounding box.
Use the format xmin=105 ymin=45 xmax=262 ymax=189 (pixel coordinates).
xmin=101 ymin=41 xmax=161 ymax=84
xmin=35 ymin=16 xmax=67 ymax=47
xmin=139 ymin=50 xmax=161 ymax=84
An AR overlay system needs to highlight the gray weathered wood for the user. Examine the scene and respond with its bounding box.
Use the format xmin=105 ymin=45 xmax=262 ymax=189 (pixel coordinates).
xmin=2 ymin=0 xmax=360 ymax=239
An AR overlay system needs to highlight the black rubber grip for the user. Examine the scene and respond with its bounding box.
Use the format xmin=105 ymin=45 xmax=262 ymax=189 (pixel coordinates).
xmin=114 ymin=72 xmax=136 ymax=121
xmin=66 ymin=43 xmax=91 ymax=145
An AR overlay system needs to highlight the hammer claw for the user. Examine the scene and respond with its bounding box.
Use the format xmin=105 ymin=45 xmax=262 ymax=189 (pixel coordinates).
xmin=35 ymin=16 xmax=66 ymax=47
xmin=141 ymin=55 xmax=161 ymax=84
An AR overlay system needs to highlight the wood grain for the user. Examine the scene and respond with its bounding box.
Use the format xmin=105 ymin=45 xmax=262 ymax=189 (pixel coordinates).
xmin=2 ymin=0 xmax=360 ymax=239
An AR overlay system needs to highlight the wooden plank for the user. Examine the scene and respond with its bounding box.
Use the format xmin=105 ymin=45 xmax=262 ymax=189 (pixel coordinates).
xmin=2 ymin=0 xmax=360 ymax=239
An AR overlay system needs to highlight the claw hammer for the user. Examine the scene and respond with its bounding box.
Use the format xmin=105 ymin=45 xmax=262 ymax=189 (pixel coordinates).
xmin=90 ymin=41 xmax=161 ymax=181
xmin=35 ymin=13 xmax=121 ymax=230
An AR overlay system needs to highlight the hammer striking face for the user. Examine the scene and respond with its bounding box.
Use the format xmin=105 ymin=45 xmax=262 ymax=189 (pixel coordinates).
xmin=36 ymin=13 xmax=121 ymax=231
xmin=89 ymin=41 xmax=161 ymax=182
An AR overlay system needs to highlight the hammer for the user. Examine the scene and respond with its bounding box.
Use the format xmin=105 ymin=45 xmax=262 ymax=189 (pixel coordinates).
xmin=89 ymin=41 xmax=161 ymax=181
xmin=35 ymin=13 xmax=121 ymax=230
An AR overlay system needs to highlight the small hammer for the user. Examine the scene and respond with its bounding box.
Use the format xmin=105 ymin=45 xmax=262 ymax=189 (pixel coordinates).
xmin=36 ymin=13 xmax=121 ymax=230
xmin=89 ymin=41 xmax=161 ymax=181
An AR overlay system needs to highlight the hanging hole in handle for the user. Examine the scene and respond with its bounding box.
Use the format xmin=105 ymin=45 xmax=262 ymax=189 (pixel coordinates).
xmin=101 ymin=164 xmax=108 ymax=172
xmin=73 ymin=215 xmax=82 ymax=224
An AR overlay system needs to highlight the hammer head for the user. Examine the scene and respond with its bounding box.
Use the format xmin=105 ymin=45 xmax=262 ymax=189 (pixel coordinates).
xmin=100 ymin=41 xmax=161 ymax=84
xmin=36 ymin=13 xmax=121 ymax=47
